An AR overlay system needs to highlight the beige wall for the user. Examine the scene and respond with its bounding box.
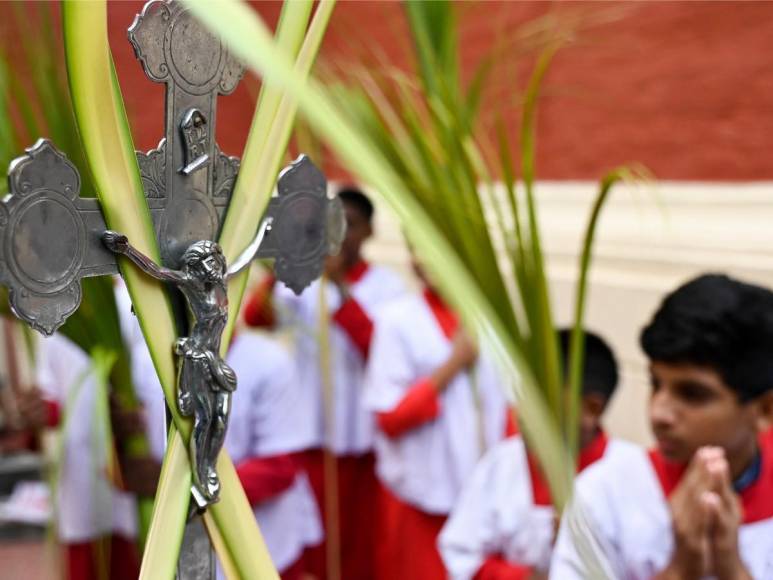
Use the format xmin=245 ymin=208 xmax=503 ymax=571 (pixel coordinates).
xmin=2 ymin=181 xmax=771 ymax=445
xmin=362 ymin=181 xmax=773 ymax=446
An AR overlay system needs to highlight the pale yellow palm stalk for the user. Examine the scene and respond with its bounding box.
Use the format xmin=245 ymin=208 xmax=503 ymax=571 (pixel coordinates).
xmin=220 ymin=0 xmax=337 ymax=349
xmin=318 ymin=277 xmax=342 ymax=580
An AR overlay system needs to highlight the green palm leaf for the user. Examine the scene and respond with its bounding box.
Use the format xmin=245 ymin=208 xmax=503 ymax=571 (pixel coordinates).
xmin=186 ymin=4 xmax=649 ymax=576
xmin=0 ymin=1 xmax=154 ymax=544
xmin=60 ymin=2 xmax=222 ymax=576
xmin=183 ymin=0 xmax=574 ymax=505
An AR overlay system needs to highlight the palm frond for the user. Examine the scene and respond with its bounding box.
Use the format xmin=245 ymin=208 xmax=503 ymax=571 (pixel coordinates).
xmin=0 ymin=1 xmax=155 ymax=543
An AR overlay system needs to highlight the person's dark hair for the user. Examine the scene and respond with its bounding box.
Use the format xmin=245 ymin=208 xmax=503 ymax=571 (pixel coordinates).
xmin=640 ymin=273 xmax=773 ymax=402
xmin=338 ymin=186 xmax=374 ymax=223
xmin=558 ymin=328 xmax=619 ymax=401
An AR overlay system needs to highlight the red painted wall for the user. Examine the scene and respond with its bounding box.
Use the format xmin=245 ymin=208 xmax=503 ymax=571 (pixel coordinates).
xmin=70 ymin=2 xmax=773 ymax=181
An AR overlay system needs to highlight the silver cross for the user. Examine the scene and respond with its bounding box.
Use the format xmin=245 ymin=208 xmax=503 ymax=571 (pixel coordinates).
xmin=0 ymin=1 xmax=344 ymax=577
xmin=0 ymin=139 xmax=341 ymax=335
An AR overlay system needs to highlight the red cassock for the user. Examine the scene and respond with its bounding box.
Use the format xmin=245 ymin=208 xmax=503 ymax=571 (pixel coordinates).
xmin=300 ymin=449 xmax=380 ymax=580
xmin=66 ymin=536 xmax=139 ymax=580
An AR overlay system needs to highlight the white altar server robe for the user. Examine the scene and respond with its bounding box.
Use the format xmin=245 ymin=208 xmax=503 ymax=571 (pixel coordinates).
xmin=363 ymin=292 xmax=508 ymax=515
xmin=440 ymin=434 xmax=623 ymax=579
xmin=274 ymin=264 xmax=405 ymax=455
xmin=550 ymin=438 xmax=773 ymax=579
xmin=36 ymin=333 xmax=137 ymax=542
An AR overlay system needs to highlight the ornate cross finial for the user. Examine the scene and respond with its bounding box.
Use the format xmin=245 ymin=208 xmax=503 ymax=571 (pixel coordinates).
xmin=1 ymin=139 xmax=118 ymax=335
xmin=129 ymin=0 xmax=245 ymax=266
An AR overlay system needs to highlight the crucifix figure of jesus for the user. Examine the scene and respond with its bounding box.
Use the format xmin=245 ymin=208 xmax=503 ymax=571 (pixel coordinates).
xmin=103 ymin=217 xmax=271 ymax=506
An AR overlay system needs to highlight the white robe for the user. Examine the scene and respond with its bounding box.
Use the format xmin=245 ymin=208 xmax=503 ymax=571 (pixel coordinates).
xmin=36 ymin=333 xmax=137 ymax=543
xmin=363 ymin=293 xmax=508 ymax=515
xmin=439 ymin=435 xmax=626 ymax=579
xmin=274 ymin=264 xmax=405 ymax=455
xmin=550 ymin=440 xmax=773 ymax=579
xmin=223 ymin=332 xmax=323 ymax=571
xmin=114 ymin=280 xmax=167 ymax=460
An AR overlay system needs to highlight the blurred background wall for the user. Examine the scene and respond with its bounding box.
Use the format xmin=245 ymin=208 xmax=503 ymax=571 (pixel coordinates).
xmin=107 ymin=1 xmax=773 ymax=181
xmin=108 ymin=0 xmax=773 ymax=445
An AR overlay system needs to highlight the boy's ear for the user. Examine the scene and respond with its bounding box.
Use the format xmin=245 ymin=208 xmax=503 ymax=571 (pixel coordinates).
xmin=582 ymin=392 xmax=607 ymax=420
xmin=754 ymin=391 xmax=773 ymax=433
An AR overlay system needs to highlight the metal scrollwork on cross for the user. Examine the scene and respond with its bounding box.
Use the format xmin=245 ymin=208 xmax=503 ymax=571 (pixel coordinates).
xmin=129 ymin=0 xmax=246 ymax=266
xmin=1 ymin=139 xmax=119 ymax=335
xmin=0 ymin=0 xmax=344 ymax=577
xmin=1 ymin=140 xmax=341 ymax=334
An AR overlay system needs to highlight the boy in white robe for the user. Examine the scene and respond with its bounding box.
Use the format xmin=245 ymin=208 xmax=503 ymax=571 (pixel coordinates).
xmin=551 ymin=274 xmax=773 ymax=579
xmin=242 ymin=187 xmax=405 ymax=579
xmin=26 ymin=333 xmax=140 ymax=580
xmin=439 ymin=329 xmax=621 ymax=580
xmin=364 ymin=256 xmax=508 ymax=580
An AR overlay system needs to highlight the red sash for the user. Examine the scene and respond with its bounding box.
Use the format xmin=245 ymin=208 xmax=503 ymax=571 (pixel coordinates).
xmin=648 ymin=429 xmax=773 ymax=524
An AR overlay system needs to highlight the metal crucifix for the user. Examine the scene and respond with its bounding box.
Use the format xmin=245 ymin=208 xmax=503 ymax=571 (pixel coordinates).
xmin=102 ymin=225 xmax=269 ymax=509
xmin=0 ymin=0 xmax=343 ymax=577
xmin=2 ymin=132 xmax=339 ymax=336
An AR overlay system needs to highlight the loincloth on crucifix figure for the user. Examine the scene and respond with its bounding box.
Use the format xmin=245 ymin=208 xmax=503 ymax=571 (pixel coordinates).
xmin=175 ymin=335 xmax=237 ymax=504
xmin=175 ymin=337 xmax=237 ymax=408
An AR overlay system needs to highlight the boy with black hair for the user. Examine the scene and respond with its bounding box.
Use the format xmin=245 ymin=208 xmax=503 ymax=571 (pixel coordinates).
xmin=242 ymin=186 xmax=405 ymax=579
xmin=337 ymin=186 xmax=375 ymax=222
xmin=439 ymin=328 xmax=621 ymax=580
xmin=551 ymin=274 xmax=773 ymax=579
